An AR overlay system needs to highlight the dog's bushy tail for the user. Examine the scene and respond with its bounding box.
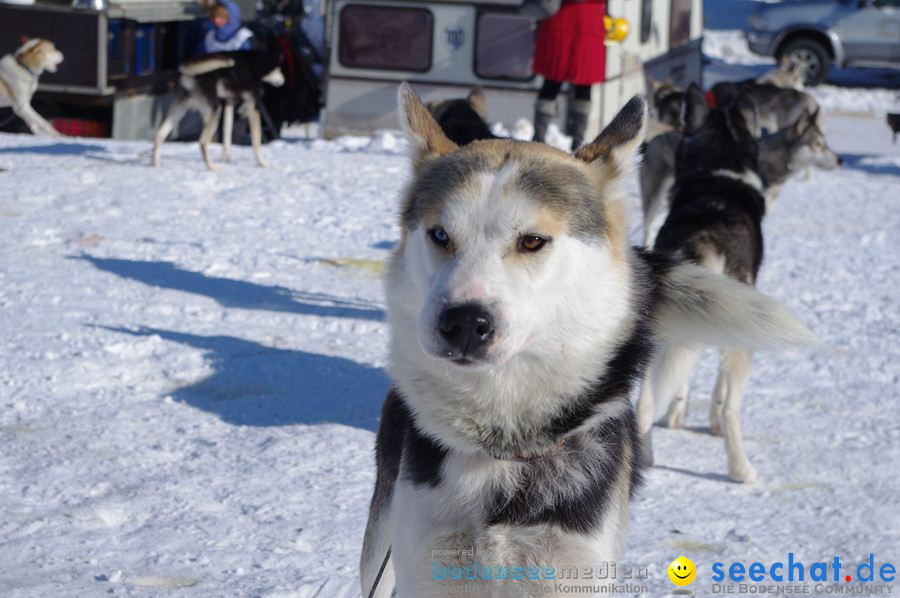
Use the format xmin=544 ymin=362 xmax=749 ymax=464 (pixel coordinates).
xmin=653 ymin=263 xmax=818 ymax=351
xmin=179 ymin=56 xmax=235 ymax=77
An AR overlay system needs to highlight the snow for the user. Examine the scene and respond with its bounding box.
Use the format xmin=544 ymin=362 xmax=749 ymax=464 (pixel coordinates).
xmin=2 ymin=110 xmax=899 ymax=596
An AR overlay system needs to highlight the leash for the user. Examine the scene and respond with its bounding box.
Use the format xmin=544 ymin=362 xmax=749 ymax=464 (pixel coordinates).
xmin=367 ymin=546 xmax=392 ymax=598
xmin=15 ymin=56 xmax=37 ymax=78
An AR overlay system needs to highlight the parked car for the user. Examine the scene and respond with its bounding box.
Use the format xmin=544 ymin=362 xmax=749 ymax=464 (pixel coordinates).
xmin=746 ymin=0 xmax=900 ymax=85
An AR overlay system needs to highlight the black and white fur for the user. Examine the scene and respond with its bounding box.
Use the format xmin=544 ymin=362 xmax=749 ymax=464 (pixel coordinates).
xmin=360 ymin=84 xmax=815 ymax=597
xmin=152 ymin=50 xmax=284 ymax=171
xmin=639 ymin=105 xmax=840 ymax=244
xmin=636 ymin=84 xmax=811 ymax=483
xmin=426 ymin=87 xmax=497 ymax=146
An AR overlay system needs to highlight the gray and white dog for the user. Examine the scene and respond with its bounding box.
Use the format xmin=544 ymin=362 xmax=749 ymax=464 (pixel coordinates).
xmin=756 ymin=55 xmax=808 ymax=91
xmin=0 ymin=38 xmax=64 ymax=137
xmin=360 ymin=83 xmax=815 ymax=598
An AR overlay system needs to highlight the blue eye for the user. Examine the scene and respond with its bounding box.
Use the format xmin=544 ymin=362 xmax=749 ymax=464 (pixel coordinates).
xmin=428 ymin=227 xmax=450 ymax=248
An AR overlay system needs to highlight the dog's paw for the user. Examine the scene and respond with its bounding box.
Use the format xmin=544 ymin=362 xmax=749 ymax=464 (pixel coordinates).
xmin=661 ymin=411 xmax=686 ymax=429
xmin=728 ymin=463 xmax=757 ymax=484
xmin=256 ymin=157 xmax=269 ymax=168
xmin=205 ymin=162 xmax=220 ymax=172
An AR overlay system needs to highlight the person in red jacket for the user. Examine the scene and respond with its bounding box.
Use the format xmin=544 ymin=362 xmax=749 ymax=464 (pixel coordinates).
xmin=532 ymin=0 xmax=607 ymax=150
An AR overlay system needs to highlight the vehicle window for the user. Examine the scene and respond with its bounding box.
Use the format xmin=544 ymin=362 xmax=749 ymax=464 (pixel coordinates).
xmin=641 ymin=0 xmax=653 ymax=43
xmin=669 ymin=0 xmax=692 ymax=47
xmin=339 ymin=5 xmax=433 ymax=72
xmin=475 ymin=13 xmax=536 ymax=80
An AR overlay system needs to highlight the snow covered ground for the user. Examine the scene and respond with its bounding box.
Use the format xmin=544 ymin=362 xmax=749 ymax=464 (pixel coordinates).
xmin=1 ymin=108 xmax=898 ymax=596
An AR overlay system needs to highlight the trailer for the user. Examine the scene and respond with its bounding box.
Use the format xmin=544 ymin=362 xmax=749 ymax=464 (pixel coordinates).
xmin=0 ymin=0 xmax=220 ymax=139
xmin=323 ymin=0 xmax=703 ymax=140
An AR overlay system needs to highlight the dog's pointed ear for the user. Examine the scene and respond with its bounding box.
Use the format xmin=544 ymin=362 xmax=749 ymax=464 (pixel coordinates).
xmin=397 ymin=82 xmax=458 ymax=169
xmin=467 ymin=86 xmax=487 ymax=119
xmin=653 ymin=263 xmax=818 ymax=351
xmin=575 ymin=95 xmax=646 ymax=176
xmin=681 ymin=83 xmax=709 ymax=134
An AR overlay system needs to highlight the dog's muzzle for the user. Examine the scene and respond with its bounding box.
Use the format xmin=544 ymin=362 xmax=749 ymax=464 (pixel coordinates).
xmin=437 ymin=303 xmax=494 ymax=364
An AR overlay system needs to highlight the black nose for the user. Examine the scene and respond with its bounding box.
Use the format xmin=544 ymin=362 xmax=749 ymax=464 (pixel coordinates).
xmin=837 ymin=155 xmax=844 ymax=166
xmin=438 ymin=303 xmax=494 ymax=358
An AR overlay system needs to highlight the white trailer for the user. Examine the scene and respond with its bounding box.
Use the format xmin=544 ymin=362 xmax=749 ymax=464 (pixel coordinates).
xmin=323 ymin=0 xmax=703 ymax=139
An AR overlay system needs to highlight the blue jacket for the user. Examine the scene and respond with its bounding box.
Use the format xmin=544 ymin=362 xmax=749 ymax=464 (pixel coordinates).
xmin=204 ymin=0 xmax=253 ymax=53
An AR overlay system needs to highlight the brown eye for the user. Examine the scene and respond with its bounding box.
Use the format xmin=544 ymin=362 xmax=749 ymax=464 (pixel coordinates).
xmin=518 ymin=234 xmax=548 ymax=253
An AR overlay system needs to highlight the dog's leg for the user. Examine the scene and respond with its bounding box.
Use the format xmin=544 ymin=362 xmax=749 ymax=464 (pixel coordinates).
xmin=152 ymin=99 xmax=188 ymax=167
xmin=636 ymin=372 xmax=656 ymax=466
xmin=662 ymin=382 xmax=690 ymax=429
xmin=640 ymin=173 xmax=673 ymax=247
xmin=239 ymin=97 xmax=265 ymax=166
xmin=709 ymin=359 xmax=726 ymax=436
xmin=13 ymin=102 xmax=61 ymax=138
xmin=221 ymin=103 xmax=234 ymax=163
xmin=198 ymin=103 xmax=222 ymax=172
xmin=654 ymin=344 xmax=701 ymax=431
xmin=246 ymin=99 xmax=268 ymax=167
xmin=719 ymin=349 xmax=756 ymax=483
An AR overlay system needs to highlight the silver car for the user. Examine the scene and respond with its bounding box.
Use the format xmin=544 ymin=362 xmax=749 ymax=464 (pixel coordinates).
xmin=746 ymin=0 xmax=900 ymax=85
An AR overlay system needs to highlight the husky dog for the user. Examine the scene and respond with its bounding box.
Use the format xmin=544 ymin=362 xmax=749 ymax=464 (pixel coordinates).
xmin=426 ymin=87 xmax=497 ymax=146
xmin=360 ymin=83 xmax=814 ymax=598
xmin=636 ymin=84 xmax=809 ymax=483
xmin=756 ymin=56 xmax=807 ymax=91
xmin=757 ymin=108 xmax=841 ymax=201
xmin=709 ymin=80 xmax=822 ymax=134
xmin=639 ymin=107 xmax=840 ymax=244
xmin=0 ymin=38 xmax=64 ymax=137
xmin=152 ymin=49 xmax=284 ymax=171
xmin=648 ymin=79 xmax=684 ymax=135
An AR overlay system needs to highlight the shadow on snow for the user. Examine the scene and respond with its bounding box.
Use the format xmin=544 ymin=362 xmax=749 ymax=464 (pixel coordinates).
xmin=103 ymin=326 xmax=388 ymax=430
xmin=76 ymin=254 xmax=384 ymax=322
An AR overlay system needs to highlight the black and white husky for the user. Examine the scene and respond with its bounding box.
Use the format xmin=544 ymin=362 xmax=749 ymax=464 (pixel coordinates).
xmin=361 ymin=83 xmax=815 ymax=598
xmin=636 ymin=84 xmax=805 ymax=484
xmin=639 ymin=106 xmax=840 ymax=244
xmin=152 ymin=49 xmax=284 ymax=171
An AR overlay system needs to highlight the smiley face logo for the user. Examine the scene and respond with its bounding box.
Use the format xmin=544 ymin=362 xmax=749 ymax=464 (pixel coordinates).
xmin=668 ymin=556 xmax=696 ymax=586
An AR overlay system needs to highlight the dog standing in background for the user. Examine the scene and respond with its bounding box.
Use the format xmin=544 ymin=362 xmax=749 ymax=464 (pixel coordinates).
xmin=639 ymin=107 xmax=840 ymax=244
xmin=0 ymin=38 xmax=64 ymax=137
xmin=637 ymin=84 xmax=801 ymax=483
xmin=152 ymin=49 xmax=284 ymax=171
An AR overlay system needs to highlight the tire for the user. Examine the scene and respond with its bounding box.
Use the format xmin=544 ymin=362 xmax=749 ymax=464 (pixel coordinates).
xmin=777 ymin=37 xmax=831 ymax=86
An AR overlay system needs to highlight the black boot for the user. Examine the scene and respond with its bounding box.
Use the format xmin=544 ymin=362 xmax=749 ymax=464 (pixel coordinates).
xmin=566 ymin=99 xmax=592 ymax=151
xmin=533 ymin=99 xmax=556 ymax=143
